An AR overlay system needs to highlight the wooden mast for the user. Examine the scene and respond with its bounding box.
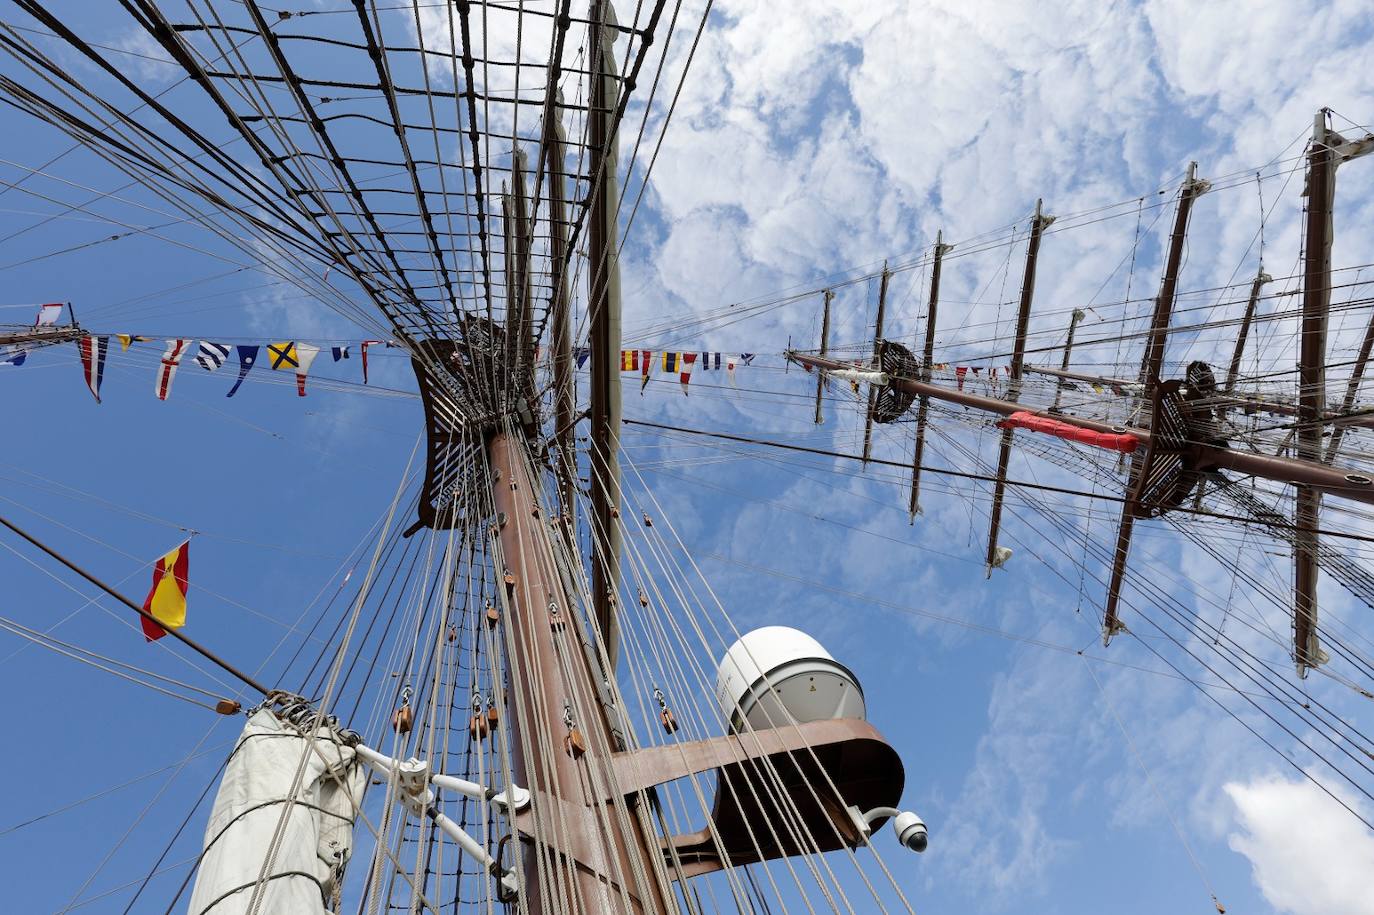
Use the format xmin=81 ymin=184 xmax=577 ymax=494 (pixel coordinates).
xmin=861 ymin=263 xmax=891 ymax=462
xmin=488 ymin=432 xmax=672 ymax=914
xmin=1101 ymin=162 xmax=1207 ymax=646
xmin=1050 ymin=308 xmax=1085 ymax=412
xmin=587 ymin=0 xmax=624 ymax=670
xmin=813 ymin=288 xmax=833 ymax=424
xmin=910 ymin=232 xmax=951 ymax=520
xmin=1223 ymin=269 xmax=1272 ymax=393
xmin=985 ymin=199 xmax=1052 ymax=575
xmin=545 ymin=94 xmax=577 ymax=538
xmin=1296 ymin=111 xmax=1339 ymax=675
xmin=511 ymin=147 xmax=535 ymax=379
xmin=1294 ymin=112 xmax=1374 ymax=673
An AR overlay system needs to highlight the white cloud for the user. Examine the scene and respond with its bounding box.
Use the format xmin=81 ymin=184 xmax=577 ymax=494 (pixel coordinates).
xmin=109 ymin=28 xmax=178 ymax=84
xmin=1226 ymin=774 xmax=1374 ymax=915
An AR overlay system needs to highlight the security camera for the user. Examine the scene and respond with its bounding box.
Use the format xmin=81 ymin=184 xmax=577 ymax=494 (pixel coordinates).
xmin=893 ymin=811 xmax=927 ymax=853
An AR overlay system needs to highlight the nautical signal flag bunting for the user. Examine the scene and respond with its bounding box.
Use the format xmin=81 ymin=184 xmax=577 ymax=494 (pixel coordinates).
xmin=294 ymin=343 xmax=320 ymax=396
xmin=141 ymin=541 xmax=189 ymax=642
xmin=267 ymin=341 xmax=299 ymax=370
xmin=9 ymin=319 xmax=762 ymax=402
xmin=156 ymin=339 xmax=191 ymax=401
xmin=77 ymin=335 xmax=108 ymax=403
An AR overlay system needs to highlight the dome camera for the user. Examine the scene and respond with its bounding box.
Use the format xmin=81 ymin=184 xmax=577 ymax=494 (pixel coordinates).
xmin=893 ymin=811 xmax=927 ymax=853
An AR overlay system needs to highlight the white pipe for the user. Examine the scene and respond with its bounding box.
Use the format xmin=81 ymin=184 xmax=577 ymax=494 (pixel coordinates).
xmin=355 ymin=744 xmax=530 ymax=811
xmin=427 ymin=809 xmax=520 ymax=898
xmin=354 ymin=743 xmax=394 ymax=772
xmin=432 ymin=773 xmax=531 ymax=811
xmin=430 ymin=772 xmax=489 ymax=801
xmin=429 ymin=808 xmax=496 ymax=864
xmin=862 ymin=806 xmax=901 ymax=827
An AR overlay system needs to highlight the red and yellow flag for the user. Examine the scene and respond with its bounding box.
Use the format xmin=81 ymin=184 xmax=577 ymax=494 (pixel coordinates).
xmin=141 ymin=541 xmax=189 ymax=642
xmin=620 ymin=349 xmax=639 ymax=371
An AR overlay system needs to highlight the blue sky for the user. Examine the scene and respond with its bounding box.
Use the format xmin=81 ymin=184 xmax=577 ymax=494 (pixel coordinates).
xmin=2 ymin=1 xmax=1374 ymax=913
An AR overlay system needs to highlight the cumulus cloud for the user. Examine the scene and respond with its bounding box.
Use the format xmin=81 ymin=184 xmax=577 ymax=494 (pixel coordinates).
xmin=1226 ymin=774 xmax=1374 ymax=915
xmin=610 ymin=6 xmax=1374 ymax=910
xmin=109 ymin=28 xmax=179 ymax=84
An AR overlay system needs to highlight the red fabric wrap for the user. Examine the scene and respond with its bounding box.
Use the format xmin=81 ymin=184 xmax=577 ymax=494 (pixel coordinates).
xmin=997 ymin=411 xmax=1139 ymax=454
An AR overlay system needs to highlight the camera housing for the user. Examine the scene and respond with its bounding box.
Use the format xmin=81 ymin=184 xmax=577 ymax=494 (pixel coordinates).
xmin=893 ymin=811 xmax=928 ymax=853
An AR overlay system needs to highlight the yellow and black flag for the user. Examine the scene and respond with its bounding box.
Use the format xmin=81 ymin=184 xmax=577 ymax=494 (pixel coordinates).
xmin=267 ymin=341 xmax=299 ymax=370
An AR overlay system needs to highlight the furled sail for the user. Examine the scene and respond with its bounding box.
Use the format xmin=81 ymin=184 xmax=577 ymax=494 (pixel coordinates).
xmin=187 ymin=708 xmax=363 ymax=915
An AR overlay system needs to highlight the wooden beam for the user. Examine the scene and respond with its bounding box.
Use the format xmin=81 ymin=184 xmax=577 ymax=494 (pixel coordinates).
xmin=791 ymin=351 xmax=1374 ymax=505
xmin=1030 ymin=363 xmax=1374 ymax=431
xmin=813 ymin=289 xmax=833 ymax=425
xmin=587 ymin=1 xmax=624 ymax=670
xmin=910 ymin=232 xmax=950 ymax=521
xmin=544 ymin=97 xmax=577 ymax=540
xmin=501 ymin=189 xmax=517 ymax=388
xmin=1296 ymin=112 xmax=1335 ymax=677
xmin=1324 ymin=304 xmax=1374 ymax=463
xmin=0 ymin=326 xmax=83 ymax=347
xmin=1295 ymin=114 xmax=1374 ymax=673
xmin=1103 ymin=162 xmax=1208 ymax=645
xmin=985 ymin=200 xmax=1053 ymax=575
xmin=861 ymin=263 xmax=890 ymax=462
xmin=489 ymin=432 xmax=671 ymax=914
xmin=1223 ymin=269 xmax=1272 ymax=393
xmin=510 ymin=147 xmax=535 ymax=380
xmin=1050 ymin=308 xmax=1085 ymax=412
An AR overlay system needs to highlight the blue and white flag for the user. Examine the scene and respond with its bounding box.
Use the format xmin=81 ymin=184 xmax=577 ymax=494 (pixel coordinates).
xmin=698 ymin=352 xmax=721 ymax=370
xmin=0 ymin=345 xmax=27 ymax=367
xmin=739 ymin=353 xmax=756 ymax=365
xmin=226 ymin=345 xmax=258 ymax=398
xmin=331 ymin=345 xmax=350 ymax=361
xmin=574 ymin=346 xmax=590 ymax=369
xmin=194 ymin=341 xmax=230 ymax=372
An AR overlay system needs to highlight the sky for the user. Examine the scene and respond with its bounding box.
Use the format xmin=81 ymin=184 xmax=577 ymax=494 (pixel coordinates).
xmin=1 ymin=1 xmax=1374 ymax=913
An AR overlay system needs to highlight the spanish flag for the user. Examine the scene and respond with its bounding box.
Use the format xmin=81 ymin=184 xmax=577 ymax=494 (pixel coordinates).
xmin=141 ymin=541 xmax=189 ymax=642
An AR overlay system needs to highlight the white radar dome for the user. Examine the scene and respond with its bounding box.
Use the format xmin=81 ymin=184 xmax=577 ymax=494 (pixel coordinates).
xmin=714 ymin=626 xmax=865 ymax=732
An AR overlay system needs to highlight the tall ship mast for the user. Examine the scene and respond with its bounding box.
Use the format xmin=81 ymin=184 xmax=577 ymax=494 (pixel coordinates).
xmin=0 ymin=3 xmax=1372 ymax=914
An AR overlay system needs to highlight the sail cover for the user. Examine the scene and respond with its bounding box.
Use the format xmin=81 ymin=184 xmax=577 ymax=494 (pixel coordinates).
xmin=188 ymin=709 xmax=364 ymax=915
xmin=996 ymin=410 xmax=1140 ymax=454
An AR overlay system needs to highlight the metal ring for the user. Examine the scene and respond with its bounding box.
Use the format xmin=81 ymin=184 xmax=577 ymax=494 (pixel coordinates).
xmin=1345 ymin=473 xmax=1372 ymax=486
xmin=1111 ymin=425 xmax=1127 ymax=434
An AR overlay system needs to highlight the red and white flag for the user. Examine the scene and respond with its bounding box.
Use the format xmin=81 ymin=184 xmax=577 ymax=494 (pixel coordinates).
xmin=77 ymin=335 xmax=108 ymax=404
xmin=360 ymin=340 xmax=384 ymax=384
xmin=34 ymin=303 xmax=63 ymax=326
xmin=679 ymin=352 xmax=698 ymax=395
xmin=294 ymin=343 xmax=320 ymax=396
xmin=156 ymin=339 xmax=191 ymax=401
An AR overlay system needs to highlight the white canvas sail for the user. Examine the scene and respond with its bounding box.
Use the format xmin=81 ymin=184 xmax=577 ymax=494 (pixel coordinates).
xmin=187 ymin=709 xmax=363 ymax=915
